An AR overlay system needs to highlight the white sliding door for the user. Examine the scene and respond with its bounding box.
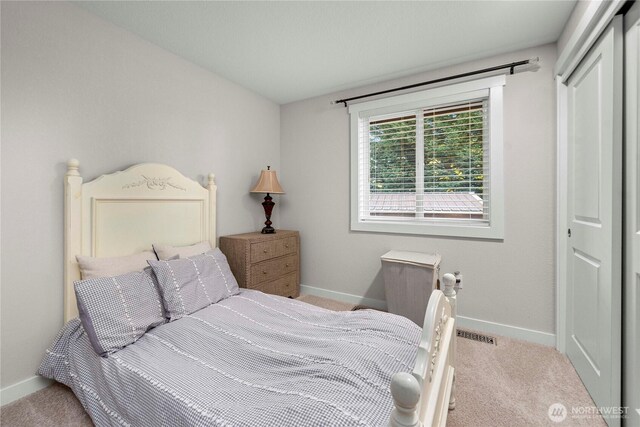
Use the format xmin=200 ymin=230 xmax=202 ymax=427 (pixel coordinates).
xmin=624 ymin=2 xmax=640 ymax=425
xmin=565 ymin=16 xmax=623 ymax=426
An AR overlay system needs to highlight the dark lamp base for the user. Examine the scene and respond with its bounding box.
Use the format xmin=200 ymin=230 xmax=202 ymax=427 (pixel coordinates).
xmin=259 ymin=193 xmax=277 ymax=234
xmin=261 ymin=226 xmax=276 ymax=234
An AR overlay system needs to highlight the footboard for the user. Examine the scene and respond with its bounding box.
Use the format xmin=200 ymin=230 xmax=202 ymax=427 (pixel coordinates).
xmin=389 ymin=273 xmax=457 ymax=427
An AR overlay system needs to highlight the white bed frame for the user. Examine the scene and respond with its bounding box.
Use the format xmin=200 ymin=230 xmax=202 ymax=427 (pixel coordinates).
xmin=62 ymin=159 xmax=456 ymax=427
xmin=389 ymin=276 xmax=457 ymax=427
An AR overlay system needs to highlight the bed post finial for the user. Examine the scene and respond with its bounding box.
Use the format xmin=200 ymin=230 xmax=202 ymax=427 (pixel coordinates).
xmin=67 ymin=159 xmax=80 ymax=176
xmin=442 ymin=273 xmax=457 ymax=410
xmin=442 ymin=273 xmax=456 ymax=300
xmin=207 ymin=173 xmax=217 ymax=248
xmin=442 ymin=273 xmax=456 ymax=327
xmin=389 ymin=372 xmax=422 ymax=427
xmin=64 ymin=158 xmax=83 ymax=322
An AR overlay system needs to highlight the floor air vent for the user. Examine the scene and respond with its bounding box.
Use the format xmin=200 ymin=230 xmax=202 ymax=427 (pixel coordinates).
xmin=457 ymin=329 xmax=497 ymax=345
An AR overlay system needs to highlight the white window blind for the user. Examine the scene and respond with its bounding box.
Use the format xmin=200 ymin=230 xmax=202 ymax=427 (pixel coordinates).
xmin=361 ymin=98 xmax=489 ymax=223
xmin=349 ymin=76 xmax=504 ymax=239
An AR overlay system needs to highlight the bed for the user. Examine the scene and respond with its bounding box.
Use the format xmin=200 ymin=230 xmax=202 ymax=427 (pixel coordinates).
xmin=39 ymin=160 xmax=457 ymax=427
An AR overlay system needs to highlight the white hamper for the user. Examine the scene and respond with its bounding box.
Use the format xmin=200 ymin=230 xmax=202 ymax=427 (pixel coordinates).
xmin=381 ymin=250 xmax=441 ymax=326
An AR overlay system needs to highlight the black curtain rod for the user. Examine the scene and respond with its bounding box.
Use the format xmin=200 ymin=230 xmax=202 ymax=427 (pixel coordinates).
xmin=332 ymin=57 xmax=539 ymax=107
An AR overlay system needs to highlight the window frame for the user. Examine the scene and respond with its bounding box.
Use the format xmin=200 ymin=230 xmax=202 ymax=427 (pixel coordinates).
xmin=349 ymin=75 xmax=505 ymax=239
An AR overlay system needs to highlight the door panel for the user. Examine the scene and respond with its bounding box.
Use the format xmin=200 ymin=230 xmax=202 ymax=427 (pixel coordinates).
xmin=572 ymin=250 xmax=600 ymax=372
xmin=572 ymin=60 xmax=602 ymax=224
xmin=566 ymin=16 xmax=622 ymax=425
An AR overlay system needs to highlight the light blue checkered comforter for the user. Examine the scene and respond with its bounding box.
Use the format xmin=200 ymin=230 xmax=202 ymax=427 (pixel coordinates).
xmin=39 ymin=290 xmax=420 ymax=427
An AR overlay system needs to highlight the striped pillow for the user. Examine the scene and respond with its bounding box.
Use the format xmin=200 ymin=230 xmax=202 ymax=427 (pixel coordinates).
xmin=74 ymin=267 xmax=166 ymax=356
xmin=148 ymin=248 xmax=240 ymax=321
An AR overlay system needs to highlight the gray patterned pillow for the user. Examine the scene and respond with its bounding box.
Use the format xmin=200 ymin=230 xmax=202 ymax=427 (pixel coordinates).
xmin=148 ymin=248 xmax=240 ymax=321
xmin=74 ymin=267 xmax=166 ymax=356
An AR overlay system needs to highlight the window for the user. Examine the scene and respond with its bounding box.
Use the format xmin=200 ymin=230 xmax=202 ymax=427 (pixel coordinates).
xmin=349 ymin=76 xmax=504 ymax=239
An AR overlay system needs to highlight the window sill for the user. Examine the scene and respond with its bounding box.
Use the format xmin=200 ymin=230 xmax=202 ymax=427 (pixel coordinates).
xmin=350 ymin=219 xmax=504 ymax=240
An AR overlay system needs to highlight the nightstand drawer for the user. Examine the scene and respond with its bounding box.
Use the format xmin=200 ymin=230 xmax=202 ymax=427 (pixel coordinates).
xmin=250 ymin=236 xmax=297 ymax=263
xmin=249 ymin=272 xmax=298 ymax=297
xmin=250 ymin=253 xmax=297 ymax=285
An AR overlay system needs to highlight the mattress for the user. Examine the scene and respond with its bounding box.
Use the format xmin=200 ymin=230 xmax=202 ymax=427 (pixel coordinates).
xmin=38 ymin=290 xmax=421 ymax=427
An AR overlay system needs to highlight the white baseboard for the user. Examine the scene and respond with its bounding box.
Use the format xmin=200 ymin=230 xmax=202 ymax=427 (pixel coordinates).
xmin=300 ymin=284 xmax=387 ymax=311
xmin=456 ymin=315 xmax=556 ymax=347
xmin=1 ymin=375 xmax=52 ymax=406
xmin=299 ymin=284 xmax=556 ymax=346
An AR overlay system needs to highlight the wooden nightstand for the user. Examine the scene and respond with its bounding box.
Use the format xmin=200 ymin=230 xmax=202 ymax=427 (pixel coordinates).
xmin=219 ymin=230 xmax=300 ymax=298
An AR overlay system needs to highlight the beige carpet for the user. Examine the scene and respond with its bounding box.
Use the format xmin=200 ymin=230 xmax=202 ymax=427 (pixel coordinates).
xmin=296 ymin=294 xmax=358 ymax=311
xmin=0 ymin=382 xmax=92 ymax=427
xmin=1 ymin=296 xmax=605 ymax=427
xmin=446 ymin=333 xmax=605 ymax=426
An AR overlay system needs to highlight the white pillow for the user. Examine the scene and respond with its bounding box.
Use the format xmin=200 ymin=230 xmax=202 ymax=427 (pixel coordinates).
xmin=152 ymin=241 xmax=213 ymax=260
xmin=76 ymin=251 xmax=157 ymax=279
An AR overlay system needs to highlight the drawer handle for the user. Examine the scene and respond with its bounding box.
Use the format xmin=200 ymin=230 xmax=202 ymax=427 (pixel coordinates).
xmin=262 ymin=271 xmax=267 ymax=275
xmin=263 ymin=249 xmax=268 ymax=253
xmin=285 ymin=244 xmax=289 ymax=248
xmin=286 ymin=264 xmax=290 ymax=268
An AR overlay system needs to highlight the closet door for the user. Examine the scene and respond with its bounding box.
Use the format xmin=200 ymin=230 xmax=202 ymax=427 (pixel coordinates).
xmin=624 ymin=2 xmax=640 ymax=425
xmin=565 ymin=16 xmax=623 ymax=425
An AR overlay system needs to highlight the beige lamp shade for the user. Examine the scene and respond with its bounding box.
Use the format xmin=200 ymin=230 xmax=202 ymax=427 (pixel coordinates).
xmin=250 ymin=167 xmax=285 ymax=194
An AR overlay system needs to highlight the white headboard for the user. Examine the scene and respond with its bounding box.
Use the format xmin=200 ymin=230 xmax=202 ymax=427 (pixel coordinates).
xmin=63 ymin=159 xmax=217 ymax=322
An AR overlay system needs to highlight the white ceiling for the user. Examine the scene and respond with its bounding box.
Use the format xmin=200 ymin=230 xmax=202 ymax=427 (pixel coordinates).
xmin=75 ymin=1 xmax=576 ymax=104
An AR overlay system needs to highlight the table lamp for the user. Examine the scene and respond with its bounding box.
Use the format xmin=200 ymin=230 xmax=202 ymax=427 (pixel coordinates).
xmin=250 ymin=166 xmax=285 ymax=234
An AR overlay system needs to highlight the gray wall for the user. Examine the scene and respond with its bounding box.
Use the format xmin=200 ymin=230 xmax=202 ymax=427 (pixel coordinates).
xmin=280 ymin=44 xmax=557 ymax=335
xmin=1 ymin=1 xmax=280 ymax=389
xmin=557 ymin=0 xmax=592 ymax=55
